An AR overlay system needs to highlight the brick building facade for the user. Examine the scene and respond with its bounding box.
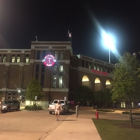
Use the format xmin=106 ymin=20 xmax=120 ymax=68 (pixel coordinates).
xmin=69 ymin=54 xmax=114 ymax=99
xmin=0 ymin=40 xmax=137 ymax=108
xmin=0 ymin=41 xmax=114 ymax=102
xmin=0 ymin=41 xmax=72 ymax=103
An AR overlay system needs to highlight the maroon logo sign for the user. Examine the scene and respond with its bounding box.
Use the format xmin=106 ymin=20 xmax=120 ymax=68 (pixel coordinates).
xmin=91 ymin=69 xmax=108 ymax=76
xmin=42 ymin=54 xmax=56 ymax=67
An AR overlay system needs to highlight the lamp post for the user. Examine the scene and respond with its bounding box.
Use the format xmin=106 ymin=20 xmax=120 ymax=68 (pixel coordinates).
xmin=109 ymin=48 xmax=110 ymax=63
xmin=101 ymin=30 xmax=116 ymax=63
xmin=3 ymin=72 xmax=7 ymax=100
xmin=18 ymin=89 xmax=22 ymax=103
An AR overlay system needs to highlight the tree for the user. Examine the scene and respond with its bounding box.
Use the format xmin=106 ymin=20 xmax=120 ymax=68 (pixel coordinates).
xmin=26 ymin=78 xmax=43 ymax=101
xmin=74 ymin=85 xmax=94 ymax=106
xmin=103 ymin=88 xmax=112 ymax=108
xmin=94 ymin=89 xmax=112 ymax=108
xmin=111 ymin=52 xmax=140 ymax=126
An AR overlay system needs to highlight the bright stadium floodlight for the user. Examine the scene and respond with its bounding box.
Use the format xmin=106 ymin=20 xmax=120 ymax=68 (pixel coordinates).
xmin=91 ymin=16 xmax=119 ymax=63
xmin=101 ymin=30 xmax=116 ymax=63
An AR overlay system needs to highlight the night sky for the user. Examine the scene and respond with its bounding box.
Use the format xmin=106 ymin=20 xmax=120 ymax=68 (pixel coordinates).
xmin=0 ymin=0 xmax=140 ymax=63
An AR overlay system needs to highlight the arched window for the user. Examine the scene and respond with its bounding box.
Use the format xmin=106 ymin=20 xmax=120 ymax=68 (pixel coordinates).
xmin=82 ymin=75 xmax=89 ymax=87
xmin=106 ymin=80 xmax=111 ymax=88
xmin=95 ymin=78 xmax=101 ymax=91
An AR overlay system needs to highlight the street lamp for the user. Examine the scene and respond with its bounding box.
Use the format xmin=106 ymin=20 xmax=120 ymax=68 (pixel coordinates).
xmin=17 ymin=89 xmax=22 ymax=103
xmin=101 ymin=30 xmax=116 ymax=63
xmin=18 ymin=89 xmax=21 ymax=93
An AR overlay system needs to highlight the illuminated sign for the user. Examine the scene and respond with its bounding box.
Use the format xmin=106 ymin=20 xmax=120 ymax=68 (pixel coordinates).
xmin=91 ymin=69 xmax=108 ymax=76
xmin=42 ymin=54 xmax=56 ymax=67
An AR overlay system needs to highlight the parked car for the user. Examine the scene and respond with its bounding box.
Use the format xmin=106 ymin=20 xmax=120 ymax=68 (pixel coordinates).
xmin=48 ymin=99 xmax=69 ymax=114
xmin=1 ymin=100 xmax=20 ymax=113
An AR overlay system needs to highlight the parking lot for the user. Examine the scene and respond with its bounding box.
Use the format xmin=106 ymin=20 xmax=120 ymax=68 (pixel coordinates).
xmin=0 ymin=109 xmax=71 ymax=140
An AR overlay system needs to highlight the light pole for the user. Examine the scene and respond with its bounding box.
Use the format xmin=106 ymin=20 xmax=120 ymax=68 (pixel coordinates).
xmin=101 ymin=30 xmax=116 ymax=63
xmin=109 ymin=48 xmax=110 ymax=63
xmin=18 ymin=89 xmax=22 ymax=103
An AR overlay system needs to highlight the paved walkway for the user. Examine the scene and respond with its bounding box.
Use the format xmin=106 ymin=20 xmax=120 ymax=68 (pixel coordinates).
xmin=42 ymin=107 xmax=101 ymax=140
xmin=42 ymin=115 xmax=101 ymax=140
xmin=41 ymin=107 xmax=140 ymax=140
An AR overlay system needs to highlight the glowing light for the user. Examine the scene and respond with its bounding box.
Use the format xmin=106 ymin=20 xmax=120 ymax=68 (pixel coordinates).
xmin=18 ymin=89 xmax=21 ymax=93
xmin=95 ymin=78 xmax=100 ymax=83
xmin=82 ymin=76 xmax=89 ymax=82
xmin=92 ymin=16 xmax=120 ymax=62
xmin=106 ymin=80 xmax=111 ymax=85
xmin=101 ymin=30 xmax=116 ymax=52
xmin=42 ymin=54 xmax=56 ymax=67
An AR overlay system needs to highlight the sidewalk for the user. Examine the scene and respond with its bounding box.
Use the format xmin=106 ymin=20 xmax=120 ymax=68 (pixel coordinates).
xmin=40 ymin=107 xmax=140 ymax=140
xmin=42 ymin=108 xmax=101 ymax=140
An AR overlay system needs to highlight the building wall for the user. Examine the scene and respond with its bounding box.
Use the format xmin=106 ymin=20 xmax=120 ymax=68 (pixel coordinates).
xmin=0 ymin=42 xmax=138 ymax=108
xmin=0 ymin=49 xmax=31 ymax=100
xmin=69 ymin=55 xmax=114 ymax=95
xmin=30 ymin=41 xmax=72 ymax=102
xmin=0 ymin=41 xmax=72 ymax=102
xmin=22 ymin=65 xmax=32 ymax=88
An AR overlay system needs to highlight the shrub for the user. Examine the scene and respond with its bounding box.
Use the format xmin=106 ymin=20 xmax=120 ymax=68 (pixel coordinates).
xmin=122 ymin=112 xmax=140 ymax=115
xmin=25 ymin=104 xmax=43 ymax=111
xmin=97 ymin=109 xmax=115 ymax=112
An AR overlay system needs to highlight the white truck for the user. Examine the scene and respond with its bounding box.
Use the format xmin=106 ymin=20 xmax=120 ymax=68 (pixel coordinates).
xmin=48 ymin=100 xmax=69 ymax=114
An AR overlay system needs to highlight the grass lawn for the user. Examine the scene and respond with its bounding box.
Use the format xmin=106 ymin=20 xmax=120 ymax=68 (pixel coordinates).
xmin=93 ymin=119 xmax=140 ymax=140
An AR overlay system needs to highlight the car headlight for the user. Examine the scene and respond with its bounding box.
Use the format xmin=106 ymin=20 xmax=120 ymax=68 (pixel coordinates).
xmin=2 ymin=105 xmax=7 ymax=109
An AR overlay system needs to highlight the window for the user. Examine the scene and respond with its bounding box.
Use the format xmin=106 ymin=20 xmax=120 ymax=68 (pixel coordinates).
xmin=86 ymin=61 xmax=88 ymax=68
xmin=36 ymin=64 xmax=39 ymax=72
xmin=41 ymin=64 xmax=45 ymax=87
xmin=55 ymin=51 xmax=58 ymax=59
xmin=60 ymin=51 xmax=64 ymax=60
xmin=26 ymin=55 xmax=29 ymax=63
xmin=37 ymin=51 xmax=40 ymax=59
xmin=82 ymin=60 xmax=84 ymax=67
xmin=41 ymin=75 xmax=44 ymax=87
xmin=3 ymin=55 xmax=6 ymax=62
xmin=97 ymin=65 xmax=99 ymax=71
xmin=42 ymin=51 xmax=46 ymax=59
xmin=89 ymin=62 xmax=91 ymax=69
xmin=12 ymin=55 xmax=15 ymax=63
xmin=106 ymin=80 xmax=111 ymax=85
xmin=53 ymin=65 xmax=57 ymax=73
xmin=100 ymin=66 xmax=103 ymax=71
xmin=59 ymin=76 xmax=63 ymax=88
xmin=95 ymin=78 xmax=101 ymax=92
xmin=17 ymin=55 xmax=20 ymax=63
xmin=107 ymin=67 xmax=110 ymax=73
xmin=94 ymin=64 xmax=96 ymax=70
xmin=131 ymin=102 xmax=134 ymax=108
xmin=59 ymin=65 xmax=63 ymax=72
xmin=82 ymin=75 xmax=89 ymax=87
xmin=41 ymin=64 xmax=45 ymax=73
xmin=121 ymin=102 xmax=126 ymax=108
xmin=53 ymin=75 xmax=57 ymax=88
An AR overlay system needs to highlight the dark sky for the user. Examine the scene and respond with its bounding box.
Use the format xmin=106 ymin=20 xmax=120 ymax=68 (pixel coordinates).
xmin=0 ymin=0 xmax=140 ymax=63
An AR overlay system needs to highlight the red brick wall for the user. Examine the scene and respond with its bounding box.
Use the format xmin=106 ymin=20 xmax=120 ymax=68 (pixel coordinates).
xmin=0 ymin=65 xmax=7 ymax=88
xmin=8 ymin=65 xmax=20 ymax=89
xmin=22 ymin=65 xmax=32 ymax=89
